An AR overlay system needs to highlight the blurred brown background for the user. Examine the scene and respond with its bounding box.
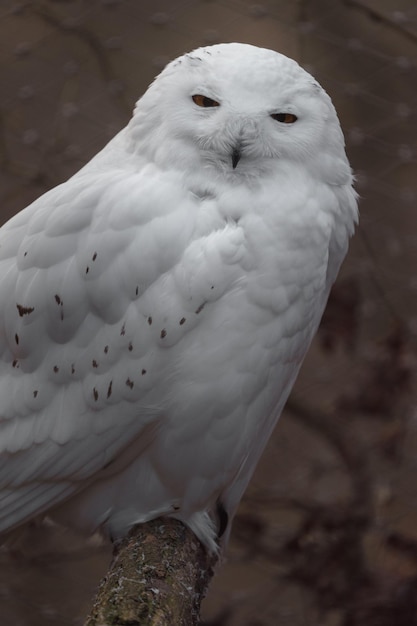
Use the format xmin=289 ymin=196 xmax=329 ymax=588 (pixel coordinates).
xmin=1 ymin=1 xmax=417 ymax=624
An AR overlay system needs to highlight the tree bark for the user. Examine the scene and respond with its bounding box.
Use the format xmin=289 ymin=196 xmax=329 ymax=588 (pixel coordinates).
xmin=84 ymin=517 xmax=217 ymax=626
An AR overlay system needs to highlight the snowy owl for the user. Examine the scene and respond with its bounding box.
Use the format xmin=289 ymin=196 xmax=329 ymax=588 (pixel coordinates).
xmin=0 ymin=43 xmax=357 ymax=552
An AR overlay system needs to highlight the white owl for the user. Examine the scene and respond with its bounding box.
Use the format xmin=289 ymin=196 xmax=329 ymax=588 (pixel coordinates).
xmin=0 ymin=43 xmax=357 ymax=552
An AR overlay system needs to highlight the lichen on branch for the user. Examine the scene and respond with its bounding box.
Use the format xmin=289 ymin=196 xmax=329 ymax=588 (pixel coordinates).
xmin=84 ymin=517 xmax=217 ymax=626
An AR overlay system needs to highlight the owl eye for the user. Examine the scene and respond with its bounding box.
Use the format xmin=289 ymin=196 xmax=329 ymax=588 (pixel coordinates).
xmin=192 ymin=94 xmax=220 ymax=108
xmin=271 ymin=113 xmax=298 ymax=124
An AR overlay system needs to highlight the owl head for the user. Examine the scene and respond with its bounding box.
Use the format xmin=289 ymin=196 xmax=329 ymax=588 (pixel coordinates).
xmin=128 ymin=43 xmax=351 ymax=186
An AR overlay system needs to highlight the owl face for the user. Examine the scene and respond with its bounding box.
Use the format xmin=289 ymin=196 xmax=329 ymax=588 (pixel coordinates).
xmin=131 ymin=43 xmax=347 ymax=181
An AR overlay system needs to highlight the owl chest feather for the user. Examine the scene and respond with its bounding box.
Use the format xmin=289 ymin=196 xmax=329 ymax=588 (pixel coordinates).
xmin=136 ymin=174 xmax=335 ymax=470
xmin=0 ymin=162 xmax=350 ymax=546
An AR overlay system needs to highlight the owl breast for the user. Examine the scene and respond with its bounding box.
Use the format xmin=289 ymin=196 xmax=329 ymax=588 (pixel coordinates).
xmin=48 ymin=171 xmax=338 ymax=549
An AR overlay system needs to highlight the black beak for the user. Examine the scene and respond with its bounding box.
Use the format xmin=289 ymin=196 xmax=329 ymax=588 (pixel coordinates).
xmin=231 ymin=148 xmax=241 ymax=169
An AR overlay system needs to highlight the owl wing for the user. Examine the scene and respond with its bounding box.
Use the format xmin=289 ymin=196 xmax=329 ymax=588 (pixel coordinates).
xmin=0 ymin=162 xmax=231 ymax=533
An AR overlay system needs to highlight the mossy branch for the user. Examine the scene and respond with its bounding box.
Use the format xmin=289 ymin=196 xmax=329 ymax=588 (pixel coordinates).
xmin=84 ymin=517 xmax=217 ymax=626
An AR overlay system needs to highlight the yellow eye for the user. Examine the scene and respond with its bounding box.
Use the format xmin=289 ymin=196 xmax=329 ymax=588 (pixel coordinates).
xmin=271 ymin=113 xmax=298 ymax=124
xmin=192 ymin=94 xmax=220 ymax=108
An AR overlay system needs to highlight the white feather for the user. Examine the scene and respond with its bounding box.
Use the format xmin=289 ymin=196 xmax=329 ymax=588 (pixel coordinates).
xmin=0 ymin=43 xmax=357 ymax=551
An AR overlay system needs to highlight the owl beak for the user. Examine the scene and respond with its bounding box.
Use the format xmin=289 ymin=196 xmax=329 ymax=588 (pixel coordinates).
xmin=231 ymin=147 xmax=241 ymax=169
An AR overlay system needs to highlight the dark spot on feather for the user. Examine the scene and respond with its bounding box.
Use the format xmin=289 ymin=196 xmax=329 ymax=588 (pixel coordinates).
xmin=126 ymin=378 xmax=134 ymax=389
xmin=53 ymin=365 xmax=59 ymax=373
xmin=195 ymin=302 xmax=206 ymax=314
xmin=172 ymin=505 xmax=180 ymax=511
xmin=33 ymin=390 xmax=38 ymax=398
xmin=92 ymin=359 xmax=98 ymax=368
xmin=23 ymin=251 xmax=28 ymax=257
xmin=16 ymin=304 xmax=35 ymax=317
xmin=93 ymin=387 xmax=98 ymax=401
xmin=15 ymin=334 xmax=19 ymax=345
xmin=135 ymin=286 xmax=139 ymax=296
xmin=92 ymin=252 xmax=97 ymax=261
xmin=85 ymin=266 xmax=89 ymax=274
xmin=147 ymin=316 xmax=152 ymax=326
xmin=104 ymin=345 xmax=109 ymax=354
xmin=179 ymin=317 xmax=186 ymax=325
xmin=54 ymin=295 xmax=64 ymax=320
xmin=107 ymin=380 xmax=113 ymax=398
xmin=120 ymin=323 xmax=126 ymax=336
xmin=211 ymin=285 xmax=214 ymax=290
xmin=12 ymin=359 xmax=18 ymax=368
xmin=128 ymin=342 xmax=133 ymax=352
xmin=160 ymin=329 xmax=167 ymax=339
xmin=71 ymin=363 xmax=75 ymax=374
xmin=141 ymin=369 xmax=147 ymax=375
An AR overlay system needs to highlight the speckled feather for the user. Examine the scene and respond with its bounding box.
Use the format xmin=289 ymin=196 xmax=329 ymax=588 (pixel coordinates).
xmin=0 ymin=43 xmax=357 ymax=552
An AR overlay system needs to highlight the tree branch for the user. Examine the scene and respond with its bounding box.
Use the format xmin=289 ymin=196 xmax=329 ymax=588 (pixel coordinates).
xmin=84 ymin=518 xmax=217 ymax=626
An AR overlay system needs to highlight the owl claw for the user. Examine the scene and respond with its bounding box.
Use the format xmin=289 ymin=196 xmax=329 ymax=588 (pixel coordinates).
xmin=216 ymin=500 xmax=229 ymax=538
